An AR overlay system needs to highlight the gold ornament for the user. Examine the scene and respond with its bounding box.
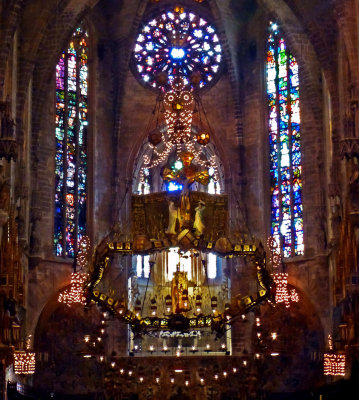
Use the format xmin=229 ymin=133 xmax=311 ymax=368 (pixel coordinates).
xmin=197 ymin=131 xmax=210 ymax=145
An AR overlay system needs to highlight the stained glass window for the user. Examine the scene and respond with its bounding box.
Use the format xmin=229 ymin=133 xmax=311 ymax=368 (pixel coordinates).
xmin=207 ymin=168 xmax=220 ymax=276
xmin=55 ymin=26 xmax=88 ymax=257
xmin=167 ymin=247 xmax=192 ymax=281
xmin=208 ymin=167 xmax=220 ymax=194
xmin=267 ymin=22 xmax=303 ymax=257
xmin=132 ymin=7 xmax=222 ymax=89
xmin=207 ymin=252 xmax=217 ymax=279
xmin=164 ymin=159 xmax=184 ymax=192
xmin=138 ymin=168 xmax=151 ymax=194
xmin=136 ymin=255 xmax=150 ymax=278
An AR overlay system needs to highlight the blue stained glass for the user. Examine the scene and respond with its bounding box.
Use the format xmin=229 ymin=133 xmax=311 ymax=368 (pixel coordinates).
xmin=54 ymin=26 xmax=88 ymax=258
xmin=267 ymin=22 xmax=303 ymax=257
xmin=167 ymin=182 xmax=183 ymax=192
xmin=132 ymin=8 xmax=222 ymax=89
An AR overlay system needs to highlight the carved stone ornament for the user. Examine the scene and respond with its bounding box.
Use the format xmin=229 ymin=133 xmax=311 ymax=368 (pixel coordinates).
xmin=340 ymin=138 xmax=359 ymax=160
xmin=0 ymin=138 xmax=17 ymax=162
xmin=0 ymin=101 xmax=17 ymax=162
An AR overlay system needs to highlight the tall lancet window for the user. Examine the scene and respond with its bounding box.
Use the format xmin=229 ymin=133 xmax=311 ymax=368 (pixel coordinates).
xmin=267 ymin=22 xmax=304 ymax=257
xmin=54 ymin=26 xmax=88 ymax=257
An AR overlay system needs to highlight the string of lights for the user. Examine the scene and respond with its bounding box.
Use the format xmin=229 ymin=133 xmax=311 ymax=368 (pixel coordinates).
xmin=267 ymin=236 xmax=299 ymax=308
xmin=14 ymin=352 xmax=36 ymax=375
xmin=139 ymin=76 xmax=219 ymax=185
xmin=272 ymin=272 xmax=299 ymax=308
xmin=323 ymin=354 xmax=346 ymax=376
xmin=58 ymin=236 xmax=91 ymax=306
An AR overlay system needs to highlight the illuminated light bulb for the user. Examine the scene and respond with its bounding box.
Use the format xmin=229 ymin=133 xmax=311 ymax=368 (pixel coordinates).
xmin=200 ymin=378 xmax=204 ymax=384
xmin=233 ymin=368 xmax=237 ymax=373
xmin=134 ymin=345 xmax=138 ymax=350
xmin=149 ymin=345 xmax=154 ymax=352
xmin=196 ymin=307 xmax=201 ymax=313
xmin=271 ymin=332 xmax=277 ymax=340
xmin=243 ymin=361 xmax=247 ymax=366
xmin=99 ymin=356 xmax=104 ymax=362
xmin=191 ymin=346 xmax=196 ymax=351
xmin=171 ymin=378 xmax=175 ymax=384
xmin=111 ymin=362 xmax=116 ymax=368
xmin=214 ymin=374 xmax=218 ymax=380
xmin=167 ymin=307 xmax=171 ymax=313
xmin=139 ymin=377 xmax=144 ymax=383
xmin=255 ymin=353 xmax=260 ymax=359
xmin=177 ymin=345 xmax=181 ymax=349
xmin=185 ymin=380 xmax=189 ymax=386
xmin=163 ymin=345 xmax=168 ymax=351
xmin=156 ymin=377 xmax=160 ymax=383
xmin=100 ymin=329 xmax=105 ymax=335
xmin=152 ymin=311 xmax=156 ymax=316
xmin=242 ymin=314 xmax=246 ymax=320
xmin=128 ymin=370 xmax=133 ymax=376
xmin=257 ymin=333 xmax=261 ymax=338
xmin=223 ymin=371 xmax=227 ymax=377
xmin=120 ymin=369 xmax=124 ymax=374
xmin=101 ymin=320 xmax=105 ymax=325
xmin=174 ymin=160 xmax=183 ymax=170
xmin=176 ymin=350 xmax=180 ymax=357
xmin=206 ymin=344 xmax=210 ymax=349
xmin=97 ymin=337 xmax=102 ymax=342
xmin=221 ymin=344 xmax=226 ymax=349
xmin=84 ymin=335 xmax=90 ymax=343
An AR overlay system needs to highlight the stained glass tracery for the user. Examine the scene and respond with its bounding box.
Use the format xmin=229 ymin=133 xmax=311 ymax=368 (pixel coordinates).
xmin=267 ymin=23 xmax=303 ymax=257
xmin=132 ymin=8 xmax=222 ymax=89
xmin=55 ymin=26 xmax=88 ymax=257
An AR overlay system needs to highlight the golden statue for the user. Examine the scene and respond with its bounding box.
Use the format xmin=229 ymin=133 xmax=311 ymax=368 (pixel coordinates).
xmin=171 ymin=268 xmax=189 ymax=314
xmin=162 ymin=152 xmax=209 ymax=227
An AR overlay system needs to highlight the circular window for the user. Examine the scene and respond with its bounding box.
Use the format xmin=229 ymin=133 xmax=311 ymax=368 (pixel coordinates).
xmin=132 ymin=8 xmax=223 ymax=90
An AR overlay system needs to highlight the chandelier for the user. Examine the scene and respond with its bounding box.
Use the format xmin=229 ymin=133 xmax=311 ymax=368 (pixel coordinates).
xmin=139 ymin=76 xmax=219 ymax=187
xmin=86 ymin=244 xmax=272 ymax=338
xmin=81 ymin=74 xmax=274 ymax=339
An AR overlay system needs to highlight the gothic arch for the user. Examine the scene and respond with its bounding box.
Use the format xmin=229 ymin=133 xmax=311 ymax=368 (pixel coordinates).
xmin=258 ymin=0 xmax=323 ymax=129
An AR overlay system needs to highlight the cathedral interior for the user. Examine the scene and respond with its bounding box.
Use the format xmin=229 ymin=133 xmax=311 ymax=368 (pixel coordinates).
xmin=1 ymin=0 xmax=359 ymax=399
